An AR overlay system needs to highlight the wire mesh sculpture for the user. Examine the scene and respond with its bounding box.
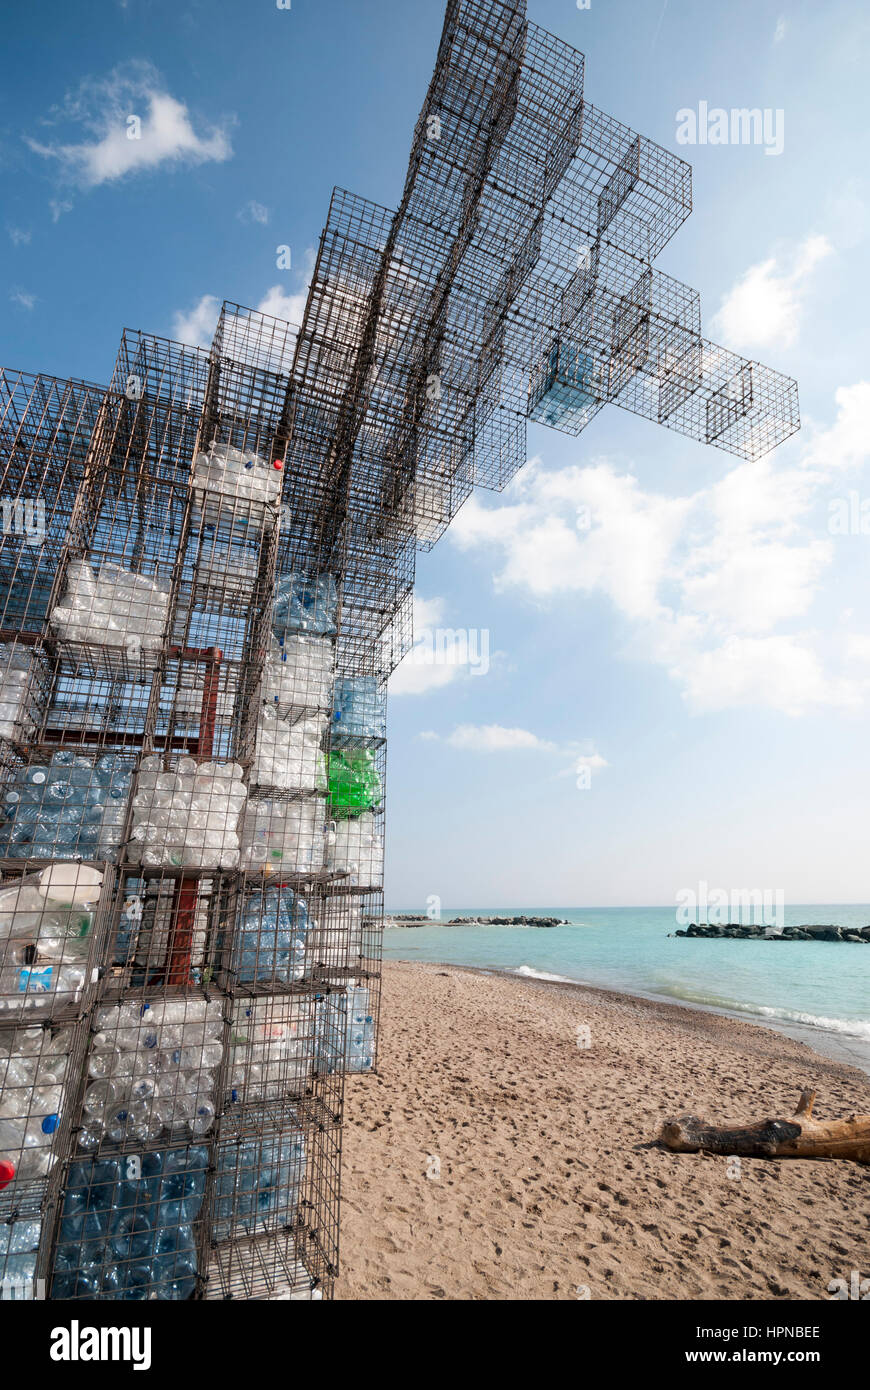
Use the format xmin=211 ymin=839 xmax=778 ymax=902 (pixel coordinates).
xmin=0 ymin=0 xmax=797 ymax=1301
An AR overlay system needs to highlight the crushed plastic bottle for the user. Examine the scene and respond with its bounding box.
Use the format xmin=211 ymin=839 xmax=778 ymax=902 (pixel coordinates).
xmin=251 ymin=707 xmax=327 ymax=792
xmin=191 ymin=442 xmax=282 ymax=531
xmin=272 ymin=573 xmax=337 ymax=638
xmin=51 ymin=1147 xmax=208 ymax=1300
xmin=0 ymin=1024 xmax=73 ymax=1185
xmin=231 ymin=883 xmax=310 ymax=985
xmin=261 ymin=633 xmax=333 ymax=715
xmin=213 ymin=1128 xmax=306 ymax=1241
xmin=0 ymin=864 xmax=103 ymax=1014
xmin=0 ymin=1217 xmax=42 ymax=1299
xmin=316 ymin=985 xmax=375 ymax=1075
xmin=327 ymin=749 xmax=382 ymax=818
xmin=239 ymin=797 xmax=326 ymax=875
xmin=0 ymin=752 xmax=131 ymax=863
xmin=80 ymin=997 xmax=224 ymax=1148
xmin=49 ymin=560 xmax=170 ymax=667
xmin=227 ymin=995 xmax=315 ymax=1104
xmin=327 ymin=810 xmax=383 ymax=885
xmin=127 ymin=757 xmax=246 ymax=870
xmin=332 ymin=677 xmax=385 ymax=740
xmin=0 ymin=645 xmax=42 ymax=743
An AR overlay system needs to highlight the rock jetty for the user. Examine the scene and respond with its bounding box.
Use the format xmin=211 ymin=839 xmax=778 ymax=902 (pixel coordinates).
xmin=673 ymin=923 xmax=870 ymax=942
xmin=447 ymin=915 xmax=568 ymax=928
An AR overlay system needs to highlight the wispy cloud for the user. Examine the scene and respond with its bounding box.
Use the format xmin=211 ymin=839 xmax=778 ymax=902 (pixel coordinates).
xmin=773 ymin=14 xmax=787 ymax=43
xmin=420 ymin=726 xmax=608 ymax=781
xmin=7 ymin=227 xmax=31 ymax=247
xmin=27 ymin=61 xmax=232 ymax=191
xmin=49 ymin=199 xmax=73 ymax=222
xmin=574 ymin=753 xmax=608 ymax=774
xmin=237 ymin=200 xmax=269 ymax=225
xmin=10 ymin=287 xmax=36 ymax=310
xmin=710 ymin=234 xmax=832 ymax=351
xmin=438 ymin=724 xmax=558 ymax=753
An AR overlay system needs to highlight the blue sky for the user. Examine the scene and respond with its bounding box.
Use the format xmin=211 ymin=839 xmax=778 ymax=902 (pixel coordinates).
xmin=3 ymin=0 xmax=869 ymax=908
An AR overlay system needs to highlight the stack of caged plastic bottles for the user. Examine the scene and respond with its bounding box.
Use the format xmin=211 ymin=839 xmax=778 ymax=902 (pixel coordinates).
xmin=0 ymin=412 xmax=381 ymax=1303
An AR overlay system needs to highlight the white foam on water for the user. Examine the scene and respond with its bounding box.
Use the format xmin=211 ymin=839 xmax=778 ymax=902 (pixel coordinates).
xmin=658 ymin=984 xmax=870 ymax=1042
xmin=511 ymin=964 xmax=578 ymax=985
xmin=753 ymin=1004 xmax=870 ymax=1042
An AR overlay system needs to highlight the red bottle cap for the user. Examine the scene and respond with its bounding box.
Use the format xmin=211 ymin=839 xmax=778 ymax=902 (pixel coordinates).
xmin=272 ymin=460 xmax=284 ymax=470
xmin=0 ymin=1160 xmax=15 ymax=1190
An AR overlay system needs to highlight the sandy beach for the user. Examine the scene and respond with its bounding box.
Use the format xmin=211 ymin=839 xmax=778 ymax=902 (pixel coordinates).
xmin=336 ymin=961 xmax=869 ymax=1301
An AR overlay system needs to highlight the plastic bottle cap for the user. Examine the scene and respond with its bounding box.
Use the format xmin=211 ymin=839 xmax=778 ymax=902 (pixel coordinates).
xmin=272 ymin=460 xmax=284 ymax=470
xmin=41 ymin=1113 xmax=59 ymax=1135
xmin=0 ymin=1160 xmax=15 ymax=1189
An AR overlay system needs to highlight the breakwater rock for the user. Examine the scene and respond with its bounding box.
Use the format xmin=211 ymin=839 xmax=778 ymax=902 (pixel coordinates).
xmin=673 ymin=923 xmax=870 ymax=942
xmin=447 ymin=915 xmax=569 ymax=928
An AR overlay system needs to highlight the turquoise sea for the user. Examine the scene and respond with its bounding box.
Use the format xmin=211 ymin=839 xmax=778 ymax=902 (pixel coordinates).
xmin=383 ymin=906 xmax=870 ymax=1074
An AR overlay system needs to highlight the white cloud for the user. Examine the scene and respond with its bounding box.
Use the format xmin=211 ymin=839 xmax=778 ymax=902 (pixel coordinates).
xmin=426 ymin=727 xmax=608 ymax=773
xmin=170 ymin=256 xmax=316 ymax=353
xmin=413 ymin=596 xmax=447 ymax=630
xmin=7 ymin=227 xmax=31 ymax=247
xmin=710 ymin=235 xmax=832 ymax=351
xmin=677 ymin=635 xmax=858 ymax=717
xmin=172 ymin=293 xmax=220 ymax=350
xmin=257 ymin=282 xmax=309 ymax=328
xmin=168 ymin=251 xmax=311 ymax=355
xmin=10 ymin=288 xmax=36 ymax=311
xmin=444 ymin=724 xmax=557 ymax=753
xmin=574 ymin=753 xmax=608 ymax=772
xmin=27 ymin=62 xmax=232 ymax=190
xmin=846 ymin=635 xmax=870 ymax=664
xmin=237 ymin=200 xmax=269 ymax=225
xmin=49 ymin=199 xmax=73 ymax=222
xmin=389 ymin=659 xmax=459 ymax=697
xmin=801 ymin=382 xmax=870 ymax=474
xmin=451 ymin=385 xmax=870 ymax=716
xmin=680 ymin=538 xmax=832 ymax=634
xmin=452 ymin=457 xmax=694 ymax=622
xmin=389 ymin=594 xmax=492 ymax=696
xmin=773 ymin=15 xmax=787 ymax=43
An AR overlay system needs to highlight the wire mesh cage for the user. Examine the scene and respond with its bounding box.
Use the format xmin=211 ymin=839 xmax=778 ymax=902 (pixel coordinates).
xmin=50 ymin=1142 xmax=211 ymax=1300
xmin=204 ymin=1100 xmax=339 ymax=1300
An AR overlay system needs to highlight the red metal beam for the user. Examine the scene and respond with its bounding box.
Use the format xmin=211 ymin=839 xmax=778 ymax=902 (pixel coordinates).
xmin=164 ymin=646 xmax=223 ymax=988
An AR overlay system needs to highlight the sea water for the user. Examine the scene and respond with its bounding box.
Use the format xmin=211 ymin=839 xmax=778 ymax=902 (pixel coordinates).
xmin=383 ymin=905 xmax=870 ymax=1073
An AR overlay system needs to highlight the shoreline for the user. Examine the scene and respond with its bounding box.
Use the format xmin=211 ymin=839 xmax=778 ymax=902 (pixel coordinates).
xmin=337 ymin=961 xmax=869 ymax=1301
xmin=384 ymin=947 xmax=870 ymax=1077
xmin=475 ymin=963 xmax=870 ymax=1078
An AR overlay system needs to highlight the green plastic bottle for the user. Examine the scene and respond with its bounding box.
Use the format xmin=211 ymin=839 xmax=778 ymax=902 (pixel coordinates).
xmin=327 ymin=749 xmax=382 ymax=818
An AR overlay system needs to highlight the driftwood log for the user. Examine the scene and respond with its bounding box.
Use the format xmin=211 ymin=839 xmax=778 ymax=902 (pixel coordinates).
xmin=659 ymin=1090 xmax=870 ymax=1163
